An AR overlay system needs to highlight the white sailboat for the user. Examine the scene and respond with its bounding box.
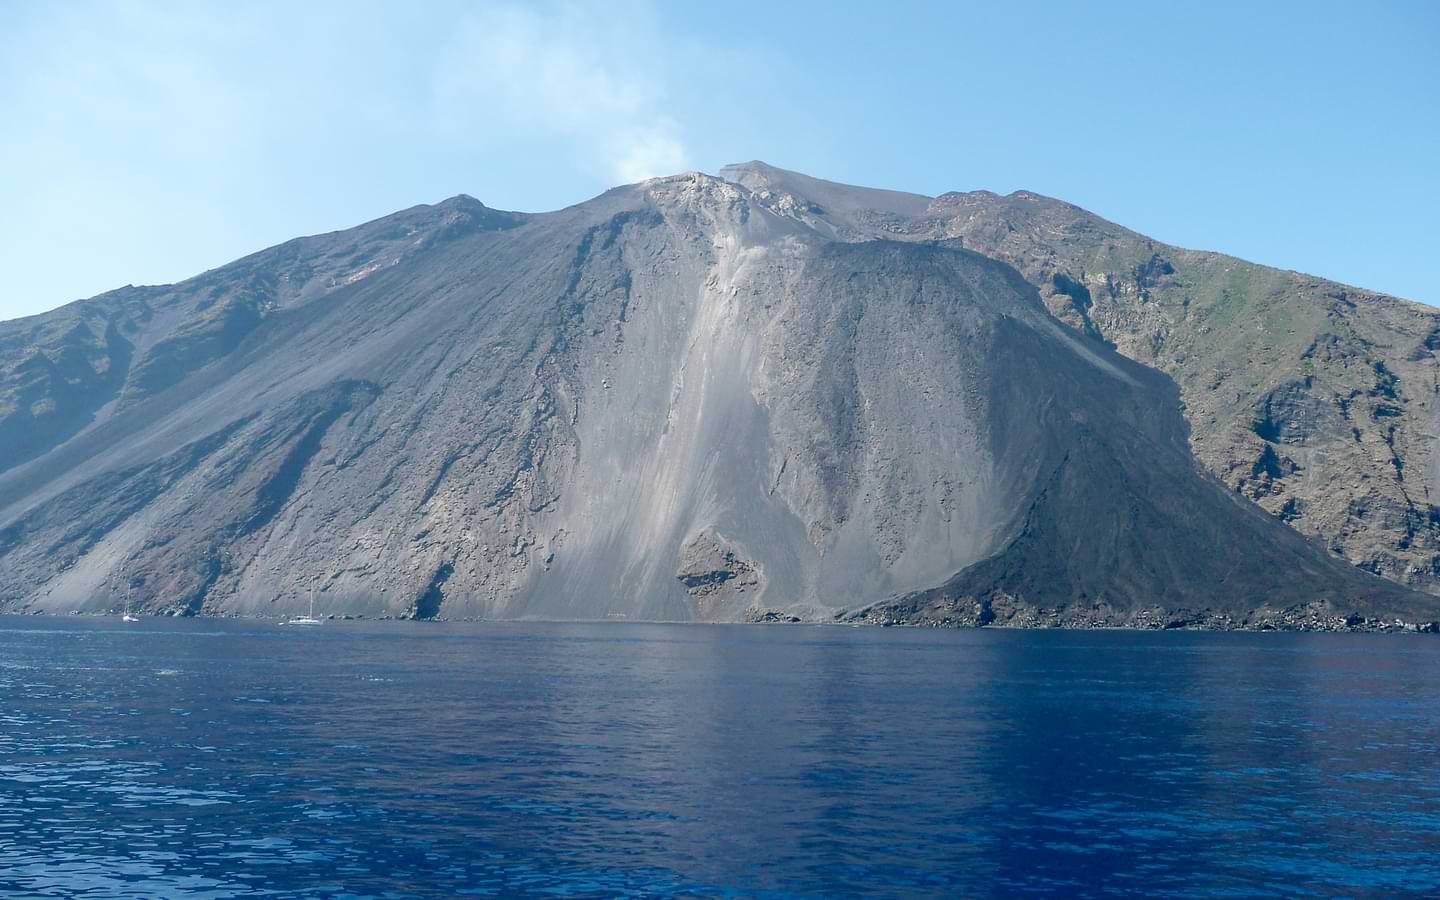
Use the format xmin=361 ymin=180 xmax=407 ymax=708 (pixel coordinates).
xmin=120 ymin=565 xmax=138 ymax=622
xmin=284 ymin=575 xmax=323 ymax=626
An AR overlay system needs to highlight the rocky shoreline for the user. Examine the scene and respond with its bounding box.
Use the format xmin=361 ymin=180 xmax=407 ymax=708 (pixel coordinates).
xmin=14 ymin=599 xmax=1440 ymax=634
xmin=815 ymin=593 xmax=1440 ymax=634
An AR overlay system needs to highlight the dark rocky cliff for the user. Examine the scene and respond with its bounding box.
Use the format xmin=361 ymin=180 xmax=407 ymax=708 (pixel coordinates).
xmin=1 ymin=169 xmax=1435 ymax=628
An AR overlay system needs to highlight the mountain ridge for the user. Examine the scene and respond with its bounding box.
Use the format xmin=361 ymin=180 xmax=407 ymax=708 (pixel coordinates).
xmin=2 ymin=166 xmax=1437 ymax=630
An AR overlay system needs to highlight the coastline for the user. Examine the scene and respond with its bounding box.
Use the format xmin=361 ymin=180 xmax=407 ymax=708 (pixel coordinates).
xmin=826 ymin=594 xmax=1440 ymax=634
xmin=8 ymin=607 xmax=1439 ymax=634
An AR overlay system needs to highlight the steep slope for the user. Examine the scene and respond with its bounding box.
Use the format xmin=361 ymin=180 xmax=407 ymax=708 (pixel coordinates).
xmin=0 ymin=196 xmax=519 ymax=478
xmin=0 ymin=173 xmax=1434 ymax=628
xmin=723 ymin=161 xmax=1440 ymax=597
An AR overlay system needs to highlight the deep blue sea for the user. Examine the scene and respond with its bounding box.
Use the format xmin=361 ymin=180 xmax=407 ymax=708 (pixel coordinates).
xmin=2 ymin=617 xmax=1439 ymax=898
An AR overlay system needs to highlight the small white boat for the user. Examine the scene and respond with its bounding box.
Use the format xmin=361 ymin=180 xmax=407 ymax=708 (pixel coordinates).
xmin=283 ymin=576 xmax=324 ymax=626
xmin=119 ymin=564 xmax=139 ymax=623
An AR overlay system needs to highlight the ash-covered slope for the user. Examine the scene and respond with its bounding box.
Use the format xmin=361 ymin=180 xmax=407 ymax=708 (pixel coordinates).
xmin=724 ymin=161 xmax=1440 ymax=598
xmin=0 ymin=196 xmax=520 ymax=479
xmin=0 ymin=172 xmax=1433 ymax=626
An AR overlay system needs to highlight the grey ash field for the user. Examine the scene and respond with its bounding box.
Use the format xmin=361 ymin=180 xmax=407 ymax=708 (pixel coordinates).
xmin=2 ymin=162 xmax=1439 ymax=631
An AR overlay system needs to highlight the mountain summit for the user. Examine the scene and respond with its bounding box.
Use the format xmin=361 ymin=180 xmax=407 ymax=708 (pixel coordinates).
xmin=1 ymin=165 xmax=1436 ymax=628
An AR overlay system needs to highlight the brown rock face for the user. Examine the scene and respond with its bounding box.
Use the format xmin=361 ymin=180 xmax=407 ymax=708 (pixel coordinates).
xmin=676 ymin=529 xmax=762 ymax=621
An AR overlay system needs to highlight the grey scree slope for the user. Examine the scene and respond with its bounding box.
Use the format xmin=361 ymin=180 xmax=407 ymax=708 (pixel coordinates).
xmin=0 ymin=167 xmax=1435 ymax=628
xmin=724 ymin=161 xmax=1440 ymax=602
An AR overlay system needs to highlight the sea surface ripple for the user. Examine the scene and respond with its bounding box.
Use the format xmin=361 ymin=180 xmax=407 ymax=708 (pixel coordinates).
xmin=2 ymin=617 xmax=1438 ymax=897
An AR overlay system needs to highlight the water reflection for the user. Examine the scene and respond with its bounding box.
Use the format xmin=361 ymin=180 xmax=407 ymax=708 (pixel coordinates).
xmin=2 ymin=617 xmax=1438 ymax=897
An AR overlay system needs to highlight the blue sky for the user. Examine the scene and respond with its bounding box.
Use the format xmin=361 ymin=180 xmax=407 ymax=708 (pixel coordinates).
xmin=2 ymin=0 xmax=1437 ymax=321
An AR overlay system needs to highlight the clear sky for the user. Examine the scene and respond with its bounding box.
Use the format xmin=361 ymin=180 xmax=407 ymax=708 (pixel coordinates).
xmin=2 ymin=0 xmax=1437 ymax=321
